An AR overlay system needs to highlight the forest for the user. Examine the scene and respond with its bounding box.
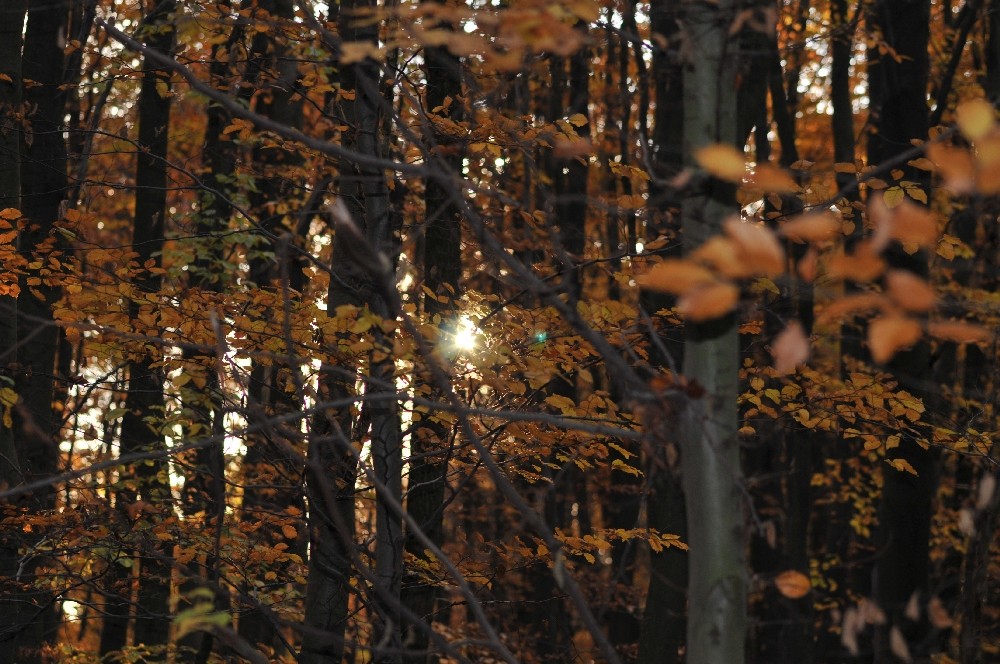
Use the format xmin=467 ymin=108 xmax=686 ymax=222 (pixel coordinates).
xmin=0 ymin=0 xmax=998 ymax=662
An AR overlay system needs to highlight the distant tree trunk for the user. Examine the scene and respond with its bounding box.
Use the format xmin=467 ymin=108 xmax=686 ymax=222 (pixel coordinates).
xmin=867 ymin=2 xmax=936 ymax=662
xmin=100 ymin=1 xmax=176 ymax=655
xmin=677 ymin=0 xmax=746 ymax=663
xmin=401 ymin=12 xmax=463 ymax=660
xmin=0 ymin=3 xmax=27 ymax=661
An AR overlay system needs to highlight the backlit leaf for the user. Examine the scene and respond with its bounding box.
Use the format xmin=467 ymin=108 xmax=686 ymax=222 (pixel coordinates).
xmin=780 ymin=212 xmax=840 ymax=242
xmin=678 ymin=282 xmax=739 ymax=321
xmin=927 ymin=320 xmax=991 ymax=343
xmin=637 ymin=259 xmax=717 ymax=294
xmin=885 ymin=270 xmax=936 ymax=312
xmin=956 ymin=97 xmax=996 ymax=141
xmin=694 ymin=143 xmax=746 ymax=182
xmin=771 ymin=321 xmax=809 ymax=375
xmin=724 ymin=217 xmax=785 ymax=276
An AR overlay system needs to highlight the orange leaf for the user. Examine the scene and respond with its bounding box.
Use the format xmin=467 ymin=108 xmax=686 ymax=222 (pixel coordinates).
xmin=691 ymin=236 xmax=750 ymax=278
xmin=926 ymin=143 xmax=975 ymax=194
xmin=890 ymin=200 xmax=938 ymax=248
xmin=868 ymin=316 xmax=922 ymax=363
xmin=817 ymin=293 xmax=887 ymax=323
xmin=771 ymin=321 xmax=809 ymax=375
xmin=694 ymin=143 xmax=746 ymax=182
xmin=780 ymin=212 xmax=840 ymax=242
xmin=885 ymin=270 xmax=936 ymax=312
xmin=826 ymin=243 xmax=886 ymax=282
xmin=927 ymin=320 xmax=991 ymax=343
xmin=678 ymin=281 xmax=739 ymax=321
xmin=774 ymin=570 xmax=811 ymax=599
xmin=749 ymin=163 xmax=798 ymax=193
xmin=281 ymin=524 xmax=298 ymax=539
xmin=637 ymin=259 xmax=717 ymax=294
xmin=724 ymin=217 xmax=785 ymax=276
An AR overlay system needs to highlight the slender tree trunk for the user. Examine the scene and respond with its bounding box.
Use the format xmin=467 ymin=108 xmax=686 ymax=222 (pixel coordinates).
xmin=867 ymin=2 xmax=936 ymax=662
xmin=0 ymin=3 xmax=27 ymax=661
xmin=678 ymin=0 xmax=746 ymax=662
xmin=401 ymin=14 xmax=463 ymax=660
xmin=101 ymin=2 xmax=177 ymax=654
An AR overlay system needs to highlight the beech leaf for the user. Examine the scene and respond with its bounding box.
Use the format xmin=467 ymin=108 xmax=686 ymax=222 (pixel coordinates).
xmin=771 ymin=321 xmax=809 ymax=375
xmin=956 ymin=97 xmax=996 ymax=141
xmin=724 ymin=217 xmax=785 ymax=276
xmin=868 ymin=316 xmax=922 ymax=363
xmin=678 ymin=282 xmax=740 ymax=321
xmin=885 ymin=270 xmax=936 ymax=312
xmin=637 ymin=259 xmax=717 ymax=294
xmin=774 ymin=570 xmax=811 ymax=599
xmin=694 ymin=143 xmax=746 ymax=182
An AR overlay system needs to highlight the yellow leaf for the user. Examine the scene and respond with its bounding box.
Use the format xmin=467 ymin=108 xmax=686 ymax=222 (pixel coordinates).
xmin=882 ymin=186 xmax=905 ymax=208
xmin=868 ymin=316 xmax=922 ymax=363
xmin=567 ymin=113 xmax=587 ymax=127
xmin=956 ymin=97 xmax=996 ymax=141
xmin=694 ymin=143 xmax=746 ymax=182
xmin=774 ymin=570 xmax=811 ymax=599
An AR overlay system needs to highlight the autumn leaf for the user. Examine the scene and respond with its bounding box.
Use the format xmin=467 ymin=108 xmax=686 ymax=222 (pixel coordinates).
xmin=780 ymin=212 xmax=840 ymax=242
xmin=724 ymin=217 xmax=785 ymax=276
xmin=885 ymin=270 xmax=936 ymax=312
xmin=678 ymin=281 xmax=740 ymax=321
xmin=926 ymin=143 xmax=975 ymax=193
xmin=868 ymin=316 xmax=922 ymax=363
xmin=827 ymin=244 xmax=886 ymax=282
xmin=890 ymin=200 xmax=939 ymax=247
xmin=927 ymin=320 xmax=991 ymax=343
xmin=637 ymin=259 xmax=717 ymax=294
xmin=771 ymin=321 xmax=809 ymax=375
xmin=691 ymin=236 xmax=749 ymax=278
xmin=816 ymin=293 xmax=887 ymax=324
xmin=694 ymin=143 xmax=746 ymax=182
xmin=774 ymin=570 xmax=811 ymax=599
xmin=956 ymin=97 xmax=996 ymax=141
xmin=748 ymin=163 xmax=798 ymax=193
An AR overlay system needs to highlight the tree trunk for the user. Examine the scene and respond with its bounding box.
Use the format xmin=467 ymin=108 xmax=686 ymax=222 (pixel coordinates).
xmin=678 ymin=0 xmax=746 ymax=662
xmin=101 ymin=2 xmax=177 ymax=655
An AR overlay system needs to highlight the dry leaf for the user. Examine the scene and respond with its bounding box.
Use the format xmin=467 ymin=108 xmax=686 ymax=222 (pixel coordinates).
xmin=927 ymin=596 xmax=953 ymax=629
xmin=859 ymin=598 xmax=887 ymax=625
xmin=678 ymin=281 xmax=740 ymax=321
xmin=694 ymin=143 xmax=746 ymax=182
xmin=827 ymin=244 xmax=886 ymax=282
xmin=724 ymin=217 xmax=785 ymax=276
xmin=749 ymin=163 xmax=798 ymax=193
xmin=890 ymin=626 xmax=913 ymax=663
xmin=771 ymin=321 xmax=810 ymax=375
xmin=841 ymin=607 xmax=861 ymax=656
xmin=976 ymin=472 xmax=996 ymax=510
xmin=904 ymin=591 xmax=920 ymax=621
xmin=774 ymin=570 xmax=811 ymax=599
xmin=927 ymin=320 xmax=991 ymax=343
xmin=926 ymin=143 xmax=975 ymax=194
xmin=868 ymin=316 xmax=922 ymax=363
xmin=781 ymin=212 xmax=840 ymax=242
xmin=956 ymin=97 xmax=996 ymax=141
xmin=885 ymin=270 xmax=936 ymax=312
xmin=797 ymin=247 xmax=819 ymax=281
xmin=637 ymin=259 xmax=717 ymax=294
xmin=817 ymin=292 xmax=887 ymax=324
xmin=692 ymin=236 xmax=750 ymax=278
xmin=890 ymin=200 xmax=939 ymax=248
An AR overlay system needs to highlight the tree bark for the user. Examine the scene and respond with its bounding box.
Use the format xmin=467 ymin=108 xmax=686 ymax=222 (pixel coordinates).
xmin=678 ymin=0 xmax=746 ymax=662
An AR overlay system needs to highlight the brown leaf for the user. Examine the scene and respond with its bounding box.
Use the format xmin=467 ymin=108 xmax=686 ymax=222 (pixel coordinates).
xmin=771 ymin=321 xmax=809 ymax=375
xmin=637 ymin=259 xmax=717 ymax=294
xmin=927 ymin=320 xmax=991 ymax=343
xmin=774 ymin=570 xmax=811 ymax=599
xmin=841 ymin=607 xmax=861 ymax=656
xmin=868 ymin=316 xmax=922 ymax=363
xmin=797 ymin=247 xmax=819 ymax=281
xmin=885 ymin=270 xmax=936 ymax=312
xmin=694 ymin=143 xmax=746 ymax=182
xmin=724 ymin=217 xmax=785 ymax=276
xmin=927 ymin=597 xmax=954 ymax=629
xmin=781 ymin=212 xmax=840 ymax=242
xmin=678 ymin=281 xmax=740 ymax=321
